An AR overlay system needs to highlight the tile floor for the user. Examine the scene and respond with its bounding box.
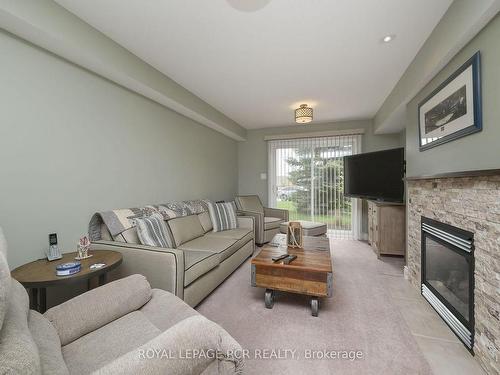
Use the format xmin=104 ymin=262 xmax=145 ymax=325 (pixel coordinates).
xmin=378 ymin=257 xmax=485 ymax=375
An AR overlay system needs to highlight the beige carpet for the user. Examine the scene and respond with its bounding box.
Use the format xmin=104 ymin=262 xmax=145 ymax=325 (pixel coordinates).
xmin=197 ymin=239 xmax=432 ymax=374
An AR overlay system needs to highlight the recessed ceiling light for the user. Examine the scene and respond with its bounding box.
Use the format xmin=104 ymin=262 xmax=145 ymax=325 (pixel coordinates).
xmin=382 ymin=35 xmax=395 ymax=43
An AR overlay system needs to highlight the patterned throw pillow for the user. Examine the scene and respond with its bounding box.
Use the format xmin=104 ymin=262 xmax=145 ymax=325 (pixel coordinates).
xmin=207 ymin=201 xmax=238 ymax=232
xmin=134 ymin=213 xmax=175 ymax=248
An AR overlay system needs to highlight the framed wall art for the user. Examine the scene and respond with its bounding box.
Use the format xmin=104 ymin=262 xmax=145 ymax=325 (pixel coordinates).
xmin=418 ymin=51 xmax=482 ymax=151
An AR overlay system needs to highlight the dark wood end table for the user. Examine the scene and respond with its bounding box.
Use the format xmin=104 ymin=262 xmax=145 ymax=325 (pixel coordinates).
xmin=11 ymin=250 xmax=122 ymax=313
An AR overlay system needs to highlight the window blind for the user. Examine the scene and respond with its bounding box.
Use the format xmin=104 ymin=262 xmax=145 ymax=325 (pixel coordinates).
xmin=268 ymin=134 xmax=361 ymax=239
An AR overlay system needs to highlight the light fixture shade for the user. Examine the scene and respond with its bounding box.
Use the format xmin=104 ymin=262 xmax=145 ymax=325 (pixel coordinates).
xmin=295 ymin=104 xmax=313 ymax=123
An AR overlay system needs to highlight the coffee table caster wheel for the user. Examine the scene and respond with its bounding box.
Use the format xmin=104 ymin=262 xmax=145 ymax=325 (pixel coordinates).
xmin=265 ymin=289 xmax=275 ymax=309
xmin=311 ymin=298 xmax=319 ymax=317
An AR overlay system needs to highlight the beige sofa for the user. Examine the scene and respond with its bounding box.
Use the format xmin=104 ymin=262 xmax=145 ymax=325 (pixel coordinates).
xmin=0 ymin=228 xmax=243 ymax=374
xmin=235 ymin=195 xmax=288 ymax=246
xmin=91 ymin=211 xmax=255 ymax=307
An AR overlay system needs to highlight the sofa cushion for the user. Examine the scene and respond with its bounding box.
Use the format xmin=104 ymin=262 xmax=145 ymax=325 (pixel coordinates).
xmin=236 ymin=195 xmax=264 ymax=214
xmin=207 ymin=201 xmax=238 ymax=232
xmin=205 ymin=228 xmax=253 ymax=241
xmin=264 ymin=216 xmax=283 ymax=230
xmin=28 ymin=310 xmax=69 ymax=375
xmin=167 ymin=215 xmax=205 ymax=247
xmin=182 ymin=250 xmax=220 ymax=287
xmin=198 ymin=211 xmax=213 ymax=233
xmin=45 ymin=275 xmax=152 ymax=346
xmin=135 ymin=214 xmax=175 ymax=248
xmin=179 ymin=236 xmax=246 ymax=263
xmin=90 ymin=315 xmax=243 ymax=375
xmin=0 ymin=280 xmax=41 ymax=375
xmin=140 ymin=289 xmax=198 ymax=331
xmin=62 ymin=311 xmax=161 ymax=375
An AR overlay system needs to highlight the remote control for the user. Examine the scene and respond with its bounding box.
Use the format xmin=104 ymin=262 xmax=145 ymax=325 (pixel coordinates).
xmin=272 ymin=254 xmax=289 ymax=262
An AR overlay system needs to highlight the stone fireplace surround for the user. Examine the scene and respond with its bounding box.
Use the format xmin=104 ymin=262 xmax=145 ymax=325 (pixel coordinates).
xmin=406 ymin=171 xmax=500 ymax=375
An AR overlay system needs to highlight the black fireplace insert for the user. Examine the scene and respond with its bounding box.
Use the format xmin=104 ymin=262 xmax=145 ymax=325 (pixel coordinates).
xmin=421 ymin=217 xmax=474 ymax=350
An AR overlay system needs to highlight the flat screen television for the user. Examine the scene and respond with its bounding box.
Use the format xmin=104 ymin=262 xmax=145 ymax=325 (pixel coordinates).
xmin=344 ymin=148 xmax=405 ymax=202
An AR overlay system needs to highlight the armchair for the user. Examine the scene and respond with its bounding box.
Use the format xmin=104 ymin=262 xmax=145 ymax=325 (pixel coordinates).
xmin=0 ymin=227 xmax=243 ymax=375
xmin=235 ymin=195 xmax=288 ymax=246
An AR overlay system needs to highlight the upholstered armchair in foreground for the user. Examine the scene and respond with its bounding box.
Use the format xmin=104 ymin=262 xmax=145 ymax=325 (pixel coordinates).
xmin=235 ymin=195 xmax=288 ymax=246
xmin=0 ymin=228 xmax=243 ymax=375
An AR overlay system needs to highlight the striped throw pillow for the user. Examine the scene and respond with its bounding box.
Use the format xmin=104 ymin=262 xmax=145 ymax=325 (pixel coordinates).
xmin=134 ymin=213 xmax=175 ymax=248
xmin=208 ymin=201 xmax=238 ymax=232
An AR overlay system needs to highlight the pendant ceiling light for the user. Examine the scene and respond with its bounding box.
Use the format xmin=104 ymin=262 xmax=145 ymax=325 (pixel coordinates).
xmin=295 ymin=104 xmax=313 ymax=124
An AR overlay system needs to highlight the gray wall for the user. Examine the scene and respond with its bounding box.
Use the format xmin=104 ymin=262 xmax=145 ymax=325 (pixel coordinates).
xmin=406 ymin=14 xmax=500 ymax=176
xmin=238 ymin=119 xmax=402 ymax=205
xmin=0 ymin=31 xmax=238 ymax=270
xmin=1 ymin=0 xmax=246 ymax=141
xmin=374 ymin=0 xmax=498 ymax=133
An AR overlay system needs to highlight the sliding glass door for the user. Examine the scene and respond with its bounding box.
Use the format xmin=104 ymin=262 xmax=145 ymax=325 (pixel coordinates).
xmin=268 ymin=134 xmax=361 ymax=239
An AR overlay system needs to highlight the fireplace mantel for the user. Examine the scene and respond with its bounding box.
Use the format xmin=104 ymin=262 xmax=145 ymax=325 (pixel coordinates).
xmin=405 ymin=168 xmax=500 ymax=181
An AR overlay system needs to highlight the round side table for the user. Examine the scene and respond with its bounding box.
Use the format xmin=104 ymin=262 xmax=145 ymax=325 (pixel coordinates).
xmin=11 ymin=250 xmax=122 ymax=313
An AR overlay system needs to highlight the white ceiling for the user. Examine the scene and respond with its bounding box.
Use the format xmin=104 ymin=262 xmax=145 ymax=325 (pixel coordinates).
xmin=55 ymin=0 xmax=452 ymax=130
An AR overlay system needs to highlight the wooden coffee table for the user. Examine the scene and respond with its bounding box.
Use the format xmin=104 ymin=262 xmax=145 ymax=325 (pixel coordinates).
xmin=251 ymin=234 xmax=332 ymax=316
xmin=11 ymin=250 xmax=122 ymax=313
